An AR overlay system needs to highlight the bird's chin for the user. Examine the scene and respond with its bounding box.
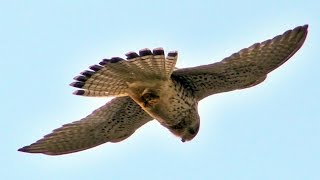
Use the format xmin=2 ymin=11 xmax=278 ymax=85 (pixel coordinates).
xmin=180 ymin=133 xmax=196 ymax=143
xmin=169 ymin=129 xmax=197 ymax=143
xmin=168 ymin=122 xmax=200 ymax=143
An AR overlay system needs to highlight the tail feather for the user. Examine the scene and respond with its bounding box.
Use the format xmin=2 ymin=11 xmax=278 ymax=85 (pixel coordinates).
xmin=70 ymin=47 xmax=178 ymax=97
xmin=165 ymin=51 xmax=178 ymax=77
xmin=150 ymin=48 xmax=166 ymax=78
xmin=73 ymin=89 xmax=127 ymax=97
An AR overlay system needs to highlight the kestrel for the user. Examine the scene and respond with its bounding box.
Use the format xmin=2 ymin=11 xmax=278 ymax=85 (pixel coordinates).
xmin=19 ymin=25 xmax=308 ymax=155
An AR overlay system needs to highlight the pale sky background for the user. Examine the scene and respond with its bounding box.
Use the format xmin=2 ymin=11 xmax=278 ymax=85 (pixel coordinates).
xmin=1 ymin=1 xmax=319 ymax=180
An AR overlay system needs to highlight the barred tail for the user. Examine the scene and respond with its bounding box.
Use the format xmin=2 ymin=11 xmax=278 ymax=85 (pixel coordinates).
xmin=70 ymin=47 xmax=178 ymax=97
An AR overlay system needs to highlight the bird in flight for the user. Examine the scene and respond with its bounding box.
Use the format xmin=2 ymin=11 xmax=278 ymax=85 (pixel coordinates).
xmin=19 ymin=25 xmax=308 ymax=155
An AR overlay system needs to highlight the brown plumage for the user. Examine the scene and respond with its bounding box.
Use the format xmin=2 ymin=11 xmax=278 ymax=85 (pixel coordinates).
xmin=19 ymin=25 xmax=308 ymax=155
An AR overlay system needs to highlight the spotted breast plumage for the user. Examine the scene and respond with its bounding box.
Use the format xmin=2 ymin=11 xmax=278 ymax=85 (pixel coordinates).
xmin=19 ymin=25 xmax=308 ymax=155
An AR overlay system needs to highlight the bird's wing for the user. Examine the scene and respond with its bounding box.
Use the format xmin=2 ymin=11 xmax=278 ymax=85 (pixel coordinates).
xmin=18 ymin=97 xmax=153 ymax=155
xmin=171 ymin=25 xmax=308 ymax=100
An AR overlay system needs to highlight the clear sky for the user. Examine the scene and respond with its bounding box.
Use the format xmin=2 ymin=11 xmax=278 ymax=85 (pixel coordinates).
xmin=1 ymin=1 xmax=319 ymax=180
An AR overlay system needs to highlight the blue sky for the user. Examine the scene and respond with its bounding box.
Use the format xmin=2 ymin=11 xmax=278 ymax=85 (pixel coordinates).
xmin=1 ymin=1 xmax=319 ymax=179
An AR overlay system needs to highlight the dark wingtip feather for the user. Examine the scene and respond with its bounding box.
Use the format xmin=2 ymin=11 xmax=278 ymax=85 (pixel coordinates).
xmin=301 ymin=24 xmax=309 ymax=36
xmin=297 ymin=24 xmax=308 ymax=31
xmin=110 ymin=57 xmax=124 ymax=63
xmin=125 ymin=52 xmax=139 ymax=59
xmin=298 ymin=24 xmax=308 ymax=39
xmin=80 ymin=70 xmax=95 ymax=77
xmin=282 ymin=24 xmax=308 ymax=39
xmin=99 ymin=61 xmax=107 ymax=66
xmin=73 ymin=90 xmax=85 ymax=95
xmin=99 ymin=58 xmax=122 ymax=65
xmin=168 ymin=51 xmax=178 ymax=57
xmin=18 ymin=146 xmax=28 ymax=152
xmin=303 ymin=24 xmax=308 ymax=29
xmin=18 ymin=145 xmax=46 ymax=154
xmin=18 ymin=145 xmax=40 ymax=154
xmin=89 ymin=65 xmax=103 ymax=71
xmin=139 ymin=48 xmax=152 ymax=56
xmin=153 ymin=48 xmax=164 ymax=55
xmin=73 ymin=75 xmax=88 ymax=82
xmin=99 ymin=58 xmax=113 ymax=66
xmin=69 ymin=82 xmax=85 ymax=88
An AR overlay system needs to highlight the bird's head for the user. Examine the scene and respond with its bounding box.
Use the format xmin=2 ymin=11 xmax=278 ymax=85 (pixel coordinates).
xmin=168 ymin=119 xmax=200 ymax=142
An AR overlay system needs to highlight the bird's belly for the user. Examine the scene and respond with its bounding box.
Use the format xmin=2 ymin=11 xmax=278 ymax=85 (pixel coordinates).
xmin=150 ymin=95 xmax=194 ymax=126
xmin=127 ymin=80 xmax=195 ymax=127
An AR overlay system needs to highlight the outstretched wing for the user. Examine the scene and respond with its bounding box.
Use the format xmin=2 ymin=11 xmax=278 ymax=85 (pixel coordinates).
xmin=18 ymin=97 xmax=153 ymax=155
xmin=172 ymin=25 xmax=308 ymax=100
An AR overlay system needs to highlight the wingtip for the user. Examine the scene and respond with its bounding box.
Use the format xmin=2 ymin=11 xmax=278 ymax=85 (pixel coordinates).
xmin=80 ymin=70 xmax=95 ymax=77
xmin=18 ymin=146 xmax=51 ymax=155
xmin=292 ymin=24 xmax=309 ymax=36
xmin=139 ymin=48 xmax=153 ymax=56
xmin=69 ymin=81 xmax=85 ymax=88
xmin=73 ymin=90 xmax=85 ymax=95
xmin=125 ymin=51 xmax=139 ymax=59
xmin=296 ymin=24 xmax=309 ymax=32
xmin=89 ymin=65 xmax=103 ymax=72
xmin=167 ymin=51 xmax=178 ymax=57
xmin=18 ymin=146 xmax=32 ymax=153
xmin=18 ymin=147 xmax=26 ymax=152
xmin=153 ymin=47 xmax=165 ymax=55
xmin=302 ymin=24 xmax=309 ymax=36
xmin=302 ymin=24 xmax=308 ymax=29
xmin=73 ymin=75 xmax=88 ymax=82
xmin=110 ymin=57 xmax=124 ymax=63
